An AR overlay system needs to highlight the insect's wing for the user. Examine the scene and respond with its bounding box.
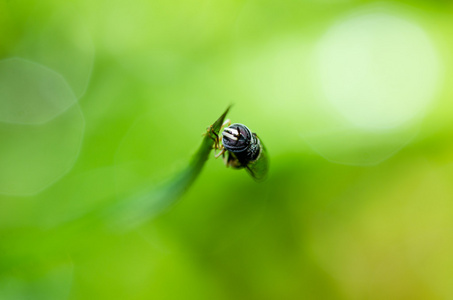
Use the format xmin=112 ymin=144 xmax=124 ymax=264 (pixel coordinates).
xmin=245 ymin=136 xmax=269 ymax=181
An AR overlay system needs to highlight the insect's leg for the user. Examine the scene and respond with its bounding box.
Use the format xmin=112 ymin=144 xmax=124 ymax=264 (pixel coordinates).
xmin=220 ymin=119 xmax=231 ymax=132
xmin=205 ymin=125 xmax=221 ymax=151
xmin=204 ymin=119 xmax=231 ymax=139
xmin=225 ymin=151 xmax=240 ymax=167
xmin=212 ymin=131 xmax=220 ymax=150
xmin=213 ymin=139 xmax=224 ymax=157
xmin=206 ymin=119 xmax=232 ymax=157
xmin=222 ymin=151 xmax=229 ymax=166
xmin=215 ymin=147 xmax=226 ymax=159
xmin=216 ymin=119 xmax=231 ymax=150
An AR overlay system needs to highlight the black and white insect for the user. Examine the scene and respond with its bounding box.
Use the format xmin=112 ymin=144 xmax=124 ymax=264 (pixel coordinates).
xmin=211 ymin=120 xmax=269 ymax=181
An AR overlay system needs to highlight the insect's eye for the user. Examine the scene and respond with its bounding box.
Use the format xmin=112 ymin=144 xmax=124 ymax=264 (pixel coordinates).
xmin=237 ymin=126 xmax=249 ymax=138
xmin=222 ymin=124 xmax=252 ymax=150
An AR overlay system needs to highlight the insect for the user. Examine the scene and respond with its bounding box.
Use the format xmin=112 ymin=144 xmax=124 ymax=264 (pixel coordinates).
xmin=210 ymin=120 xmax=269 ymax=181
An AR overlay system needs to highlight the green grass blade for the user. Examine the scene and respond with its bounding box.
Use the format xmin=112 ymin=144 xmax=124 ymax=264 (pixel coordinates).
xmin=106 ymin=106 xmax=231 ymax=229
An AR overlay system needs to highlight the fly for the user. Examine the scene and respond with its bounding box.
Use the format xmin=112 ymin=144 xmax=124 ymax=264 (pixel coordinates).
xmin=210 ymin=120 xmax=269 ymax=181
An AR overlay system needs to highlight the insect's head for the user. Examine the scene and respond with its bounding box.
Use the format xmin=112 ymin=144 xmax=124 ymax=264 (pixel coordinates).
xmin=221 ymin=123 xmax=252 ymax=152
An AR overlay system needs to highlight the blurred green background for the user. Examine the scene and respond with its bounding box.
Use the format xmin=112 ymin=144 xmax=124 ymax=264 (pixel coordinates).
xmin=2 ymin=0 xmax=453 ymax=299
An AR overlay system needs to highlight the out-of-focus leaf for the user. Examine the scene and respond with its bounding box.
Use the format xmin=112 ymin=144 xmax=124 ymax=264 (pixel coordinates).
xmin=105 ymin=106 xmax=231 ymax=229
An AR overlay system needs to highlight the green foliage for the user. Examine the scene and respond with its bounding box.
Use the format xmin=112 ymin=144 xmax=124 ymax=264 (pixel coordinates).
xmin=1 ymin=1 xmax=453 ymax=299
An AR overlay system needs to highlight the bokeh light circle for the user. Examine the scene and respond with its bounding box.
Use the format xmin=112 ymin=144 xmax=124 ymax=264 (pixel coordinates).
xmin=0 ymin=58 xmax=78 ymax=124
xmin=0 ymin=104 xmax=85 ymax=196
xmin=316 ymin=12 xmax=441 ymax=129
xmin=0 ymin=59 xmax=85 ymax=196
xmin=300 ymin=6 xmax=444 ymax=165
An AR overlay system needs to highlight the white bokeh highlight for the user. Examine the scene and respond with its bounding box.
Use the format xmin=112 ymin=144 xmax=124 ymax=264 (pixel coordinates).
xmin=300 ymin=7 xmax=444 ymax=165
xmin=316 ymin=12 xmax=441 ymax=129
